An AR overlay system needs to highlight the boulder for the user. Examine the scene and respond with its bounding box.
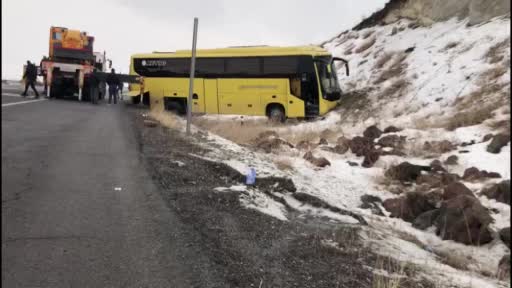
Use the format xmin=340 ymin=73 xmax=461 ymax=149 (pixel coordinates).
xmin=363 ymin=125 xmax=382 ymax=139
xmin=481 ymin=180 xmax=510 ymax=205
xmin=336 ymin=136 xmax=351 ymax=146
xmin=498 ymin=254 xmax=510 ymax=281
xmin=441 ymin=173 xmax=461 ymax=185
xmin=499 ymin=227 xmax=510 ymax=248
xmin=487 ymin=134 xmax=510 ymax=154
xmin=347 ymin=161 xmax=359 ymax=167
xmin=318 ymin=138 xmax=328 ymax=145
xmin=413 ymin=209 xmax=440 ymax=230
xmin=430 ymin=160 xmax=447 ymax=173
xmin=333 ymin=144 xmax=349 ymax=155
xmin=443 ymin=182 xmax=475 ymax=200
xmin=460 ymin=140 xmax=476 ymax=147
xmin=296 ymin=140 xmax=316 ymax=151
xmin=360 ymin=194 xmax=384 ymax=216
xmin=303 ymin=151 xmax=331 ymax=168
xmin=482 ymin=133 xmax=493 ymax=142
xmin=423 ymin=140 xmax=456 ymax=154
xmin=444 ymin=155 xmax=458 ymax=165
xmin=462 ymin=167 xmax=480 ymax=180
xmin=463 ymin=167 xmax=502 ymax=181
xmin=349 ymin=136 xmax=374 ymax=157
xmin=256 ymin=138 xmax=293 ymax=153
xmin=377 ymin=135 xmax=406 ymax=149
xmin=385 ymin=162 xmax=431 ymax=182
xmin=362 ymin=150 xmax=380 ymax=168
xmin=383 ymin=192 xmax=437 ymax=222
xmin=383 ymin=126 xmax=402 ymax=133
xmin=436 ymin=195 xmax=493 ymax=245
xmin=416 ymin=174 xmax=442 ymax=188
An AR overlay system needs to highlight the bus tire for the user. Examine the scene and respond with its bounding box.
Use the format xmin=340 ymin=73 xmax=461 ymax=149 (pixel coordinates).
xmin=268 ymin=105 xmax=285 ymax=123
xmin=167 ymin=101 xmax=185 ymax=115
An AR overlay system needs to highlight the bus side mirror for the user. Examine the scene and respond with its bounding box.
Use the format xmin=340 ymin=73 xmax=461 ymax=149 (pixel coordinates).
xmin=332 ymin=57 xmax=349 ymax=76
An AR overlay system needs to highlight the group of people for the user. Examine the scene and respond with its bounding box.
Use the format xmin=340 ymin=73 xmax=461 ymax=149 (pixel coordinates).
xmin=22 ymin=59 xmax=123 ymax=105
xmin=89 ymin=68 xmax=123 ymax=105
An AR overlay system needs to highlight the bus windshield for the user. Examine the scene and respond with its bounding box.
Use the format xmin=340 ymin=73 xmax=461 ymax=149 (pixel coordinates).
xmin=315 ymin=57 xmax=341 ymax=94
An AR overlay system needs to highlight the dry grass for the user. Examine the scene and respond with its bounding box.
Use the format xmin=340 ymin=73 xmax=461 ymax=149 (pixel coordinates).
xmin=486 ymin=117 xmax=511 ymax=134
xmin=485 ymin=37 xmax=510 ymax=64
xmin=344 ymin=45 xmax=354 ymax=55
xmin=372 ymin=256 xmax=409 ymax=288
xmin=457 ymin=42 xmax=475 ymax=54
xmin=274 ymin=157 xmax=294 ymax=171
xmin=379 ymin=78 xmax=410 ymax=99
xmin=444 ymin=103 xmax=502 ymax=131
xmin=439 ymin=41 xmax=459 ymax=52
xmin=454 ymin=82 xmax=507 ymax=111
xmin=374 ymin=52 xmax=395 ymax=69
xmin=192 ymin=116 xmax=271 ymax=144
xmin=374 ymin=52 xmax=408 ymax=84
xmin=347 ymin=31 xmax=359 ymax=39
xmin=362 ymin=29 xmax=375 ymax=39
xmin=477 ymin=65 xmax=508 ymax=84
xmin=355 ymin=36 xmax=377 ymax=54
xmin=149 ymin=110 xmax=181 ymax=129
xmin=433 ymin=249 xmax=472 ymax=271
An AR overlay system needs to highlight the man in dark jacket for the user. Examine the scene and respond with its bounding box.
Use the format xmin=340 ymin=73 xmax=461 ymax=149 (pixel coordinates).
xmin=21 ymin=61 xmax=39 ymax=98
xmin=106 ymin=68 xmax=120 ymax=104
xmin=89 ymin=68 xmax=100 ymax=104
xmin=40 ymin=56 xmax=48 ymax=96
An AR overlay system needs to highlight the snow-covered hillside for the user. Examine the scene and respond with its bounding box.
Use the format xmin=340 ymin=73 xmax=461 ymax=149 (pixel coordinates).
xmin=324 ymin=16 xmax=510 ymax=134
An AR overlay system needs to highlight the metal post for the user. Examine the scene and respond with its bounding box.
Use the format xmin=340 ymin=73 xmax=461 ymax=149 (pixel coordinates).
xmin=186 ymin=17 xmax=198 ymax=135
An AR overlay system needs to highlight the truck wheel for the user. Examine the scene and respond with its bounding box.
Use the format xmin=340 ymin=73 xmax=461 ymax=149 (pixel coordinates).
xmin=131 ymin=95 xmax=141 ymax=104
xmin=268 ymin=106 xmax=285 ymax=123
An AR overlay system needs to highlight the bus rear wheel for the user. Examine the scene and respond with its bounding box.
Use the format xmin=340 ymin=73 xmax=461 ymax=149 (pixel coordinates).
xmin=268 ymin=106 xmax=285 ymax=123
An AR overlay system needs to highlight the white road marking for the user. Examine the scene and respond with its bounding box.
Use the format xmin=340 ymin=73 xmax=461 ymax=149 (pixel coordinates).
xmin=2 ymin=92 xmax=24 ymax=97
xmin=2 ymin=98 xmax=46 ymax=107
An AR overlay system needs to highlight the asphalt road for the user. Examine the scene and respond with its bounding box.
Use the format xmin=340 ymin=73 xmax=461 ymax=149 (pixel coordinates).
xmin=1 ymin=86 xmax=433 ymax=288
xmin=2 ymin=90 xmax=197 ymax=287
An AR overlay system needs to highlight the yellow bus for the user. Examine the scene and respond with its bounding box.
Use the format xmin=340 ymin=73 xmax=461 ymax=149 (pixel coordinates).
xmin=128 ymin=46 xmax=349 ymax=121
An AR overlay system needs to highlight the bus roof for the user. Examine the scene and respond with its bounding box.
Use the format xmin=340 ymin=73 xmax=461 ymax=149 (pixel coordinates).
xmin=131 ymin=45 xmax=331 ymax=58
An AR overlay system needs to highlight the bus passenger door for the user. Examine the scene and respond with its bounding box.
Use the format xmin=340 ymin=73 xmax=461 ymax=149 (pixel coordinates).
xmin=287 ymin=78 xmax=305 ymax=117
xmin=204 ymin=79 xmax=219 ymax=114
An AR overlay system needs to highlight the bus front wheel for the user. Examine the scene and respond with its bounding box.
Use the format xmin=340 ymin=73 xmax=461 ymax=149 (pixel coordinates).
xmin=268 ymin=105 xmax=285 ymax=123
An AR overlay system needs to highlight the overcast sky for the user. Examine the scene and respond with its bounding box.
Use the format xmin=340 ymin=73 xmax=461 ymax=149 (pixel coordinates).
xmin=2 ymin=0 xmax=387 ymax=79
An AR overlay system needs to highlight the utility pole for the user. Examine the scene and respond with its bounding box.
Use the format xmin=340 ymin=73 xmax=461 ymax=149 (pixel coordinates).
xmin=186 ymin=17 xmax=198 ymax=135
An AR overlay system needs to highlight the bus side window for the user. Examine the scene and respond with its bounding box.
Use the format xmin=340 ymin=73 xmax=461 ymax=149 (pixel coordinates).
xmin=290 ymin=77 xmax=301 ymax=98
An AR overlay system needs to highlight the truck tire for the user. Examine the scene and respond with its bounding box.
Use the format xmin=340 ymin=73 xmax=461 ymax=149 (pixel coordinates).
xmin=131 ymin=95 xmax=141 ymax=104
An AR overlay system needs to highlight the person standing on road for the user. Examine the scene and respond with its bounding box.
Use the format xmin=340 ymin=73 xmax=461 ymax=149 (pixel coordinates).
xmin=40 ymin=56 xmax=48 ymax=96
xmin=21 ymin=61 xmax=39 ymax=98
xmin=106 ymin=68 xmax=120 ymax=104
xmin=89 ymin=68 xmax=100 ymax=104
xmin=117 ymin=81 xmax=124 ymax=101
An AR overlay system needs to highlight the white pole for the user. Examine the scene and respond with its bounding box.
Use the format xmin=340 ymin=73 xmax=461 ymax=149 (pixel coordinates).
xmin=186 ymin=17 xmax=198 ymax=135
